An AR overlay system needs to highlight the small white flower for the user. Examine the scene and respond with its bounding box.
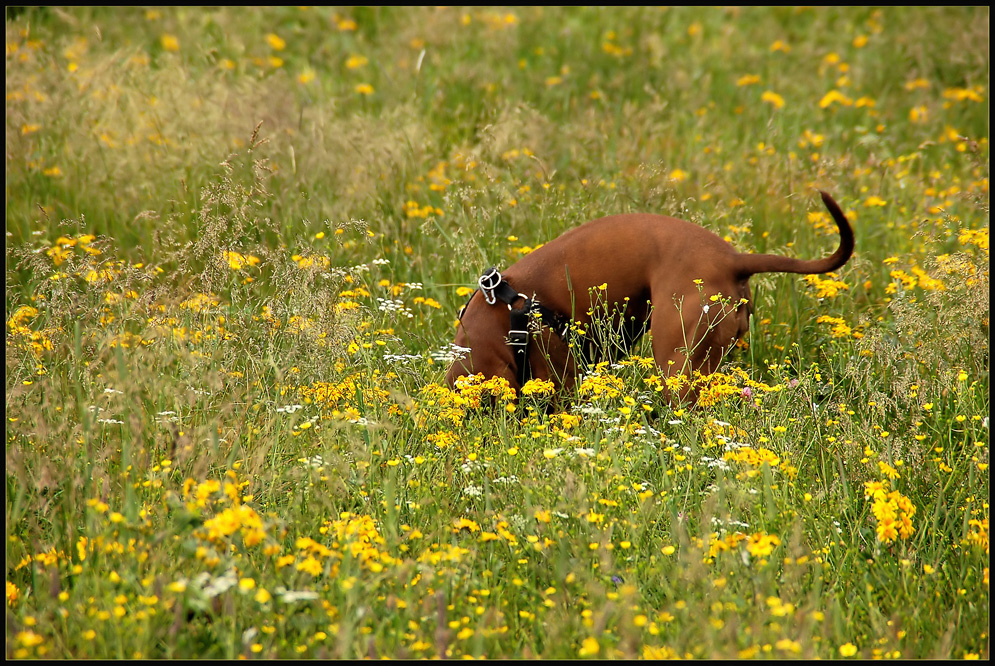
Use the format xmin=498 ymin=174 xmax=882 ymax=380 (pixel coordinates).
xmin=300 ymin=455 xmax=325 ymax=468
xmin=202 ymin=569 xmax=238 ymax=598
xmin=431 ymin=344 xmax=471 ymax=363
xmin=384 ymin=353 xmax=422 ymax=365
xmin=277 ymin=588 xmax=319 ymax=603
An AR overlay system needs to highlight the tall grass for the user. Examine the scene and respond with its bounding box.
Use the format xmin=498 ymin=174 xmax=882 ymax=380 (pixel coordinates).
xmin=6 ymin=6 xmax=989 ymax=659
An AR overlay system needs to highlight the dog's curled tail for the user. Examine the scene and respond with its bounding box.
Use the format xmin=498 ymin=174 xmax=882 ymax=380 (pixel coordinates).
xmin=735 ymin=191 xmax=854 ymax=277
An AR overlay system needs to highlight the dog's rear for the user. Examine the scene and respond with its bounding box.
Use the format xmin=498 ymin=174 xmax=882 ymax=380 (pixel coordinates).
xmin=733 ymin=191 xmax=854 ymax=277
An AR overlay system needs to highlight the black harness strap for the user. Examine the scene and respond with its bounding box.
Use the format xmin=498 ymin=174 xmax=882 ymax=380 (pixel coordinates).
xmin=458 ymin=267 xmax=572 ymax=388
xmin=507 ymin=304 xmax=531 ymax=388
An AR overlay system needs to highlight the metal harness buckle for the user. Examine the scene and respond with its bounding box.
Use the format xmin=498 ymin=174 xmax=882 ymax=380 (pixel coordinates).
xmin=507 ymin=328 xmax=529 ymax=348
xmin=478 ymin=267 xmax=502 ymax=305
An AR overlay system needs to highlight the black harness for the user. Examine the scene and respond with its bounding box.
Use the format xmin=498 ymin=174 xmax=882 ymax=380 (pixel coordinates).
xmin=457 ymin=267 xmax=572 ymax=388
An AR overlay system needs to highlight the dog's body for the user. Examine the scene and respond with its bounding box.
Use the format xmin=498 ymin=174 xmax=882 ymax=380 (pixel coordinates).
xmin=445 ymin=191 xmax=853 ymax=404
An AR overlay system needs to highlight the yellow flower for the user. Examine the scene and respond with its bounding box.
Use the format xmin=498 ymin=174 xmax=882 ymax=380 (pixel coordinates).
xmin=864 ymin=481 xmax=886 ymax=498
xmin=266 ymin=33 xmax=286 ymax=51
xmin=346 ymin=54 xmax=368 ymax=69
xmin=839 ymin=643 xmax=858 ymax=657
xmin=578 ymin=636 xmax=600 ymax=657
xmin=745 ymin=532 xmax=781 ymax=558
xmin=878 ymin=460 xmax=900 ymax=480
xmin=16 ymin=630 xmax=44 ymax=647
xmin=876 ymin=519 xmax=899 ymax=543
xmin=942 ymin=86 xmax=985 ymax=103
xmin=520 ymin=378 xmax=555 ymax=397
xmin=8 ymin=305 xmax=39 ymax=330
xmin=805 ymin=274 xmax=850 ymax=298
xmin=761 ymin=90 xmax=785 ymax=109
xmin=819 ymin=90 xmax=853 ymax=108
xmin=295 ymin=556 xmax=321 ymax=576
xmin=355 ymin=83 xmax=374 ymax=95
xmin=453 ymin=517 xmax=481 ymax=533
xmin=736 ymin=74 xmax=761 ymax=86
xmin=222 ymin=250 xmax=260 ymax=271
xmin=161 ymin=34 xmax=180 ymax=52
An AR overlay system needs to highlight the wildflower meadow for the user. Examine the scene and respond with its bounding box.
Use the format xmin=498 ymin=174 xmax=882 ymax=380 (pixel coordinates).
xmin=5 ymin=6 xmax=989 ymax=659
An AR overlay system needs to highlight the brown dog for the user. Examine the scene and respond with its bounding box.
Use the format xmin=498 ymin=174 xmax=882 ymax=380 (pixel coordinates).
xmin=445 ymin=191 xmax=853 ymax=404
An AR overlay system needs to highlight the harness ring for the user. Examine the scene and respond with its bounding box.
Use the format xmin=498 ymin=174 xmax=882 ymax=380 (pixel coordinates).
xmin=478 ymin=267 xmax=502 ymax=305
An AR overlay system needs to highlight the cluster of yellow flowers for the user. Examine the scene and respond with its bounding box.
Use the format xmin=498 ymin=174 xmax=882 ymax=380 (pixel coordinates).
xmin=803 ymin=273 xmax=850 ymax=299
xmin=886 ymin=267 xmax=946 ymax=294
xmin=816 ymin=315 xmax=863 ymax=339
xmin=863 ymin=481 xmax=916 ymax=544
xmin=957 ymin=228 xmax=989 ymax=253
xmin=964 ymin=518 xmax=988 ymax=555
xmin=221 ymin=250 xmax=261 ymax=271
xmin=704 ymin=531 xmax=782 ymax=562
xmin=577 ymin=372 xmax=627 ymax=401
xmin=451 ymin=373 xmax=517 ymax=406
xmin=45 ymin=234 xmax=101 ymax=265
xmin=403 ymin=200 xmax=444 ymax=219
xmin=723 ymin=446 xmax=781 ymax=469
xmin=7 ymin=305 xmax=57 ymax=358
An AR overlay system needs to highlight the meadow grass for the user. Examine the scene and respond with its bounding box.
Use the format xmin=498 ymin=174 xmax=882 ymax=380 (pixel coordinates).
xmin=5 ymin=6 xmax=989 ymax=659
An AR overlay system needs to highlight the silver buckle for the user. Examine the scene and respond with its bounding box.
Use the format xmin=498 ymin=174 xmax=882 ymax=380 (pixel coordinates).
xmin=508 ymin=329 xmax=529 ymax=347
xmin=478 ymin=268 xmax=502 ymax=305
